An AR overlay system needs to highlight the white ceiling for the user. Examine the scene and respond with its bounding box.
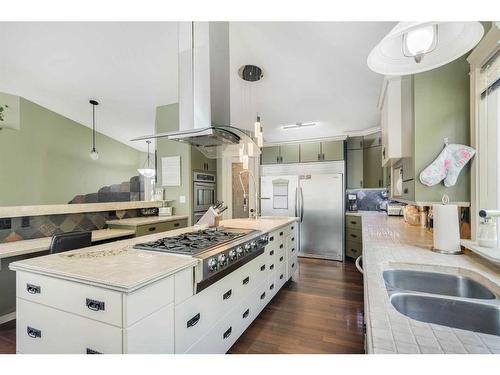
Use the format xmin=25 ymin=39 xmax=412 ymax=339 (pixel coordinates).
xmin=0 ymin=22 xmax=395 ymax=151
xmin=229 ymin=22 xmax=396 ymax=142
xmin=0 ymin=22 xmax=178 ymax=152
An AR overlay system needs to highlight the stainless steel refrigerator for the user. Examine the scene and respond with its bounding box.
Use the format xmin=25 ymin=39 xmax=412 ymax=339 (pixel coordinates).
xmin=260 ymin=162 xmax=344 ymax=261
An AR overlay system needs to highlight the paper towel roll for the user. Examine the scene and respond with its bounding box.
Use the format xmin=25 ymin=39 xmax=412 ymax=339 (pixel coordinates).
xmin=433 ymin=204 xmax=461 ymax=253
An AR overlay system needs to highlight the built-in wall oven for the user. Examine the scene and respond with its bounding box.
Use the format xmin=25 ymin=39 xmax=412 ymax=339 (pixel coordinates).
xmin=193 ymin=172 xmax=216 ymax=223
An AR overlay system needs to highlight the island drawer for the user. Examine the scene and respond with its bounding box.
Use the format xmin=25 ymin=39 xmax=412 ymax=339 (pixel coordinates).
xmin=346 ymin=215 xmax=362 ymax=230
xmin=346 ymin=227 xmax=362 ymax=242
xmin=17 ymin=298 xmax=122 ymax=354
xmin=174 ymin=254 xmax=264 ymax=353
xmin=17 ymin=271 xmax=123 ymax=327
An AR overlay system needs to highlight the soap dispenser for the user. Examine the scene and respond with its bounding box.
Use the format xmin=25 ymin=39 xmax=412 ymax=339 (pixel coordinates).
xmin=477 ymin=216 xmax=497 ymax=248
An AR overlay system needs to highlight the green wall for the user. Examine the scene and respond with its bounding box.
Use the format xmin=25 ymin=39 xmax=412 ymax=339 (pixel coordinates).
xmin=413 ymin=56 xmax=471 ymax=202
xmin=0 ymin=98 xmax=145 ymax=206
xmin=155 ymin=103 xmax=193 ymax=223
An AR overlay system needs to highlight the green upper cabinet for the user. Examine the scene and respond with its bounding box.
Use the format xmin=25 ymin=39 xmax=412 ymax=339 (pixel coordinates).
xmin=299 ymin=142 xmax=321 ymax=162
xmin=363 ymin=132 xmax=382 ymax=149
xmin=347 ymin=136 xmax=363 ymax=150
xmin=261 ymin=146 xmax=281 ymax=164
xmin=347 ymin=148 xmax=363 ymax=188
xmin=191 ymin=147 xmax=216 ymax=172
xmin=321 ymin=140 xmax=344 ymax=161
xmin=363 ymin=145 xmax=384 ymax=188
xmin=280 ymin=144 xmax=300 ymax=163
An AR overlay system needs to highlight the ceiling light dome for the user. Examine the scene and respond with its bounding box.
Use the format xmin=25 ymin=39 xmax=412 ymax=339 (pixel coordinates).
xmin=367 ymin=22 xmax=484 ymax=75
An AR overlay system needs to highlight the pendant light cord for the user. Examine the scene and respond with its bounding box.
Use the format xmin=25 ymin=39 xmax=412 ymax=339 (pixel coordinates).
xmin=92 ymin=104 xmax=96 ymax=151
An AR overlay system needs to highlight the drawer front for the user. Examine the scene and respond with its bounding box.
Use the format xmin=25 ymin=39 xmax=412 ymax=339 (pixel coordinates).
xmin=124 ymin=275 xmax=174 ymax=327
xmin=135 ymin=222 xmax=171 ymax=237
xmin=346 ymin=227 xmax=362 ymax=242
xmin=174 ymin=254 xmax=264 ymax=353
xmin=17 ymin=272 xmax=122 ymax=327
xmin=124 ymin=303 xmax=174 ymax=354
xmin=165 ymin=219 xmax=188 ymax=231
xmin=345 ymin=215 xmax=362 ymax=230
xmin=265 ymin=243 xmax=277 ymax=264
xmin=276 ymin=245 xmax=286 ymax=266
xmin=276 ymin=263 xmax=287 ymax=291
xmin=17 ymin=298 xmax=122 ymax=354
xmin=287 ymin=254 xmax=298 ymax=281
xmin=345 ymin=240 xmax=363 ymax=259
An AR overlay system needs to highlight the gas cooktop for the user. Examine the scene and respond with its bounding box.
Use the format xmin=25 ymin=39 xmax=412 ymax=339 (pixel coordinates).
xmin=133 ymin=227 xmax=269 ymax=293
xmin=133 ymin=227 xmax=254 ymax=255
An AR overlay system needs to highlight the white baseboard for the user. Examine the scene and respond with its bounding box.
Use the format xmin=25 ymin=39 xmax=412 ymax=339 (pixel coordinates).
xmin=0 ymin=311 xmax=15 ymax=325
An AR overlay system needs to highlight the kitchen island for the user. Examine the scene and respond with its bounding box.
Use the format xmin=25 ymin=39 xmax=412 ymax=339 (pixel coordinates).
xmin=357 ymin=211 xmax=500 ymax=354
xmin=9 ymin=217 xmax=298 ymax=354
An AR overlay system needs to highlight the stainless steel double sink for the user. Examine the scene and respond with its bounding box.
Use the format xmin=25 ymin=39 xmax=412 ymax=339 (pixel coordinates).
xmin=383 ymin=269 xmax=500 ymax=336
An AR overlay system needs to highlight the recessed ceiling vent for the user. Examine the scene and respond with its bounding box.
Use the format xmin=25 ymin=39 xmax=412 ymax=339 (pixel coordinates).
xmin=238 ymin=65 xmax=263 ymax=82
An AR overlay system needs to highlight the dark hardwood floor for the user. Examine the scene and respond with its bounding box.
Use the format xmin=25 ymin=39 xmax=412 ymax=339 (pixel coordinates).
xmin=0 ymin=257 xmax=365 ymax=355
xmin=229 ymin=257 xmax=365 ymax=354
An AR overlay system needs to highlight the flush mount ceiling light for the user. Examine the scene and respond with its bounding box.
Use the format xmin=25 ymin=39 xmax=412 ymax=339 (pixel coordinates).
xmin=89 ymin=99 xmax=99 ymax=160
xmin=282 ymin=122 xmax=317 ymax=130
xmin=138 ymin=140 xmax=156 ymax=178
xmin=238 ymin=65 xmax=264 ymax=82
xmin=367 ymin=22 xmax=484 ymax=75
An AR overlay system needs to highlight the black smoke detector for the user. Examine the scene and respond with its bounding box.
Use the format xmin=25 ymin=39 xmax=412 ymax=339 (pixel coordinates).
xmin=238 ymin=65 xmax=263 ymax=82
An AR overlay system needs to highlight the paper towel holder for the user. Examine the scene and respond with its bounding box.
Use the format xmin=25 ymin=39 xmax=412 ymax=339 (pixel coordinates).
xmin=431 ymin=194 xmax=463 ymax=255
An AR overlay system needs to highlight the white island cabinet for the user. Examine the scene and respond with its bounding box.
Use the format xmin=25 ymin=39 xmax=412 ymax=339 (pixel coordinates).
xmin=10 ymin=217 xmax=299 ymax=354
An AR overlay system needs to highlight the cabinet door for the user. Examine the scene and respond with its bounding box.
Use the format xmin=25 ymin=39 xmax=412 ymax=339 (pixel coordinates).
xmin=321 ymin=140 xmax=344 ymax=161
xmin=347 ymin=149 xmax=363 ymax=188
xmin=363 ymin=145 xmax=383 ymax=188
xmin=191 ymin=148 xmax=207 ymax=171
xmin=299 ymin=142 xmax=321 ymax=162
xmin=206 ymin=157 xmax=217 ymax=172
xmin=347 ymin=136 xmax=363 ymax=150
xmin=261 ymin=146 xmax=280 ymax=164
xmin=280 ymin=144 xmax=300 ymax=164
xmin=363 ymin=132 xmax=382 ymax=148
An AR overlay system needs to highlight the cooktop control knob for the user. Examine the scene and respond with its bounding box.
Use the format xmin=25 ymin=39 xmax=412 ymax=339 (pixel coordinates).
xmin=260 ymin=235 xmax=268 ymax=242
xmin=244 ymin=243 xmax=251 ymax=252
xmin=208 ymin=258 xmax=218 ymax=272
xmin=251 ymin=241 xmax=257 ymax=248
xmin=218 ymin=254 xmax=227 ymax=267
xmin=236 ymin=246 xmax=244 ymax=257
xmin=228 ymin=249 xmax=237 ymax=261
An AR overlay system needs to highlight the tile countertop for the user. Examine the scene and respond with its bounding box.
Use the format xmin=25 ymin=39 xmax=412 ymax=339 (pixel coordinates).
xmin=105 ymin=215 xmax=189 ymax=227
xmin=9 ymin=217 xmax=298 ymax=293
xmin=359 ymin=211 xmax=500 ymax=354
xmin=0 ymin=228 xmax=136 ymax=260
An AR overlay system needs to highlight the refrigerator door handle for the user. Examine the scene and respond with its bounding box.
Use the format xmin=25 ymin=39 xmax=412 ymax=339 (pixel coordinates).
xmin=299 ymin=187 xmax=304 ymax=222
xmin=294 ymin=188 xmax=298 ymax=217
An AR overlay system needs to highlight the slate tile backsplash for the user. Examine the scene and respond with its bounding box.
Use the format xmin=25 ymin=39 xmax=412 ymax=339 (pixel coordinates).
xmin=346 ymin=188 xmax=388 ymax=211
xmin=0 ymin=209 xmax=140 ymax=243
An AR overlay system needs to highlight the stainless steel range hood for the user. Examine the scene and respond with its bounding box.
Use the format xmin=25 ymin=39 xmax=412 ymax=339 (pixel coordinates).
xmin=131 ymin=22 xmax=259 ymax=158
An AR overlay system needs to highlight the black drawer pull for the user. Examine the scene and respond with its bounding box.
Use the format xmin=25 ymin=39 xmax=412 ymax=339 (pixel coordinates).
xmin=279 ymin=232 xmax=283 ymax=236
xmin=243 ymin=309 xmax=250 ymax=319
xmin=260 ymin=264 xmax=266 ymax=271
xmin=86 ymin=298 xmax=105 ymax=311
xmin=269 ymin=236 xmax=274 ymax=241
xmin=148 ymin=227 xmax=156 ymax=232
xmin=242 ymin=276 xmax=250 ymax=285
xmin=291 ymin=248 xmax=295 ymax=253
xmin=292 ymin=263 xmax=295 ymax=268
xmin=187 ymin=313 xmax=201 ymax=328
xmin=223 ymin=289 xmax=232 ymax=300
xmin=291 ymin=237 xmax=295 ymax=242
xmin=26 ymin=283 xmax=41 ymax=294
xmin=291 ymin=226 xmax=294 ymax=230
xmin=27 ymin=326 xmax=41 ymax=338
xmin=270 ymin=283 xmax=274 ymax=290
xmin=279 ymin=244 xmax=284 ymax=249
xmin=223 ymin=327 xmax=232 ymax=339
xmin=86 ymin=348 xmax=102 ymax=354
xmin=350 ymin=221 xmax=357 ymax=225
xmin=270 ymin=264 xmax=274 ymax=270
xmin=280 ymin=274 xmax=284 ymax=280
xmin=173 ymin=222 xmax=180 ymax=227
xmin=270 ymin=250 xmax=274 ymax=256
xmin=260 ymin=292 xmax=266 ymax=300
xmin=279 ymin=256 xmax=284 ymax=262
xmin=351 ymin=249 xmax=358 ymax=253
xmin=351 ymin=234 xmax=357 ymax=238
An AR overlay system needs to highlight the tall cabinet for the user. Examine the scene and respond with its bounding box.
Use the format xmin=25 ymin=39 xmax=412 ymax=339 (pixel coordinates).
xmin=346 ymin=133 xmax=384 ymax=189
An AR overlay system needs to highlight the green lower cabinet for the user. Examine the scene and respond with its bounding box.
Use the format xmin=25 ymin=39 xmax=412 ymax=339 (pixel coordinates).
xmin=321 ymin=140 xmax=344 ymax=161
xmin=280 ymin=144 xmax=300 ymax=163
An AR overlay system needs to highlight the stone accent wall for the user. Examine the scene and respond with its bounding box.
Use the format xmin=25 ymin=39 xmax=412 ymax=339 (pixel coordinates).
xmin=69 ymin=176 xmax=143 ymax=204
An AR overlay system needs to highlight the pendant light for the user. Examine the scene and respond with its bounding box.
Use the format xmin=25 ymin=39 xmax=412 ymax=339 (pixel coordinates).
xmin=367 ymin=22 xmax=484 ymax=75
xmin=89 ymin=100 xmax=99 ymax=160
xmin=138 ymin=140 xmax=156 ymax=178
xmin=254 ymin=115 xmax=264 ymax=148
